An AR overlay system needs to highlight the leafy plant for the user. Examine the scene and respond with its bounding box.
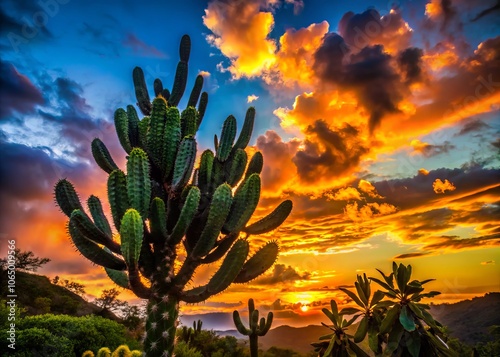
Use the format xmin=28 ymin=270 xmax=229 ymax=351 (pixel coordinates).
xmin=370 ymin=262 xmax=455 ymax=356
xmin=338 ymin=274 xmax=391 ymax=354
xmin=312 ymin=300 xmax=369 ymax=357
xmin=54 ymin=34 xmax=292 ymax=357
xmin=233 ymin=298 xmax=273 ymax=357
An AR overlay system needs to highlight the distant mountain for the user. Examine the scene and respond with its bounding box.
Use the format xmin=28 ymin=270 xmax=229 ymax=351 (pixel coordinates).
xmin=0 ymin=269 xmax=119 ymax=320
xmin=430 ymin=292 xmax=500 ymax=344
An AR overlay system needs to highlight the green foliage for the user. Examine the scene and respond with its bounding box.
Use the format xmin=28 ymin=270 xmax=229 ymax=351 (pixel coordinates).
xmin=313 ymin=262 xmax=457 ymax=357
xmin=11 ymin=314 xmax=139 ymax=356
xmin=1 ymin=327 xmax=74 ymax=357
xmin=54 ymin=34 xmax=292 ymax=357
xmin=174 ymin=341 xmax=203 ymax=357
xmin=233 ymin=298 xmax=274 ymax=357
xmin=33 ymin=296 xmax=51 ymax=314
xmin=0 ymin=249 xmax=50 ymax=272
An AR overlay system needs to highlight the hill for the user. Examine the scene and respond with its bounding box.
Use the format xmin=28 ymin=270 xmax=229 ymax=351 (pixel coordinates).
xmin=430 ymin=292 xmax=500 ymax=344
xmin=0 ymin=269 xmax=119 ymax=320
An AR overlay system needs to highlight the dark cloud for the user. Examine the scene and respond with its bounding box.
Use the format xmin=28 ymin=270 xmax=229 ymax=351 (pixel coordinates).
xmin=255 ymin=264 xmax=310 ymax=285
xmin=492 ymin=138 xmax=500 ymax=152
xmin=415 ymin=140 xmax=456 ymax=157
xmin=455 ymin=119 xmax=491 ymax=136
xmin=394 ymin=252 xmax=432 ymax=259
xmin=398 ymin=47 xmax=424 ymax=84
xmin=471 ymin=0 xmax=500 ymax=22
xmin=293 ymin=120 xmax=368 ymax=182
xmin=314 ymin=36 xmax=404 ymax=133
xmin=337 ymin=8 xmax=411 ymax=51
xmin=375 ymin=165 xmax=500 ymax=211
xmin=78 ymin=22 xmax=121 ymax=57
xmin=0 ymin=60 xmax=44 ymax=120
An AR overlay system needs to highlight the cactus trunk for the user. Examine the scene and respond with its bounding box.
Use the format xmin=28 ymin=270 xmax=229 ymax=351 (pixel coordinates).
xmin=145 ymin=294 xmax=179 ymax=357
xmin=250 ymin=334 xmax=258 ymax=357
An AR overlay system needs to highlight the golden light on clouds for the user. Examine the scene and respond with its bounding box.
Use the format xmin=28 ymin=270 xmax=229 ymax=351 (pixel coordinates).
xmin=433 ymin=179 xmax=457 ymax=194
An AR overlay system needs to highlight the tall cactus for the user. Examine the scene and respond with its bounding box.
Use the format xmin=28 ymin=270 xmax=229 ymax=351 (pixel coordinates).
xmin=54 ymin=34 xmax=292 ymax=357
xmin=233 ymin=298 xmax=273 ymax=357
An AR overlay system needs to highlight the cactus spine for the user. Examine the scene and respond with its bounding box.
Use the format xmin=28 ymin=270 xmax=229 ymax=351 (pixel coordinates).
xmin=54 ymin=35 xmax=292 ymax=357
xmin=233 ymin=298 xmax=273 ymax=357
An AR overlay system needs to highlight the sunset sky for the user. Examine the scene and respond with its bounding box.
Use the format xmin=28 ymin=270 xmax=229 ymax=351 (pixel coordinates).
xmin=0 ymin=0 xmax=499 ymax=330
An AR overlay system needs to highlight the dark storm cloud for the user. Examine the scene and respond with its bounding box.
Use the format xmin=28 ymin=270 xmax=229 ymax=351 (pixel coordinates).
xmin=314 ymin=35 xmax=409 ymax=133
xmin=0 ymin=60 xmax=44 ymax=120
xmin=292 ymin=120 xmax=368 ymax=182
xmin=398 ymin=47 xmax=424 ymax=84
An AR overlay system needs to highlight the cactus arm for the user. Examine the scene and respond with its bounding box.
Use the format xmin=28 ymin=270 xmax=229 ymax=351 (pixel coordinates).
xmin=161 ymin=107 xmax=181 ymax=181
xmin=216 ymin=115 xmax=237 ymax=162
xmin=234 ymin=107 xmax=255 ymax=150
xmin=128 ymin=265 xmax=151 ymax=299
xmin=70 ymin=209 xmax=121 ymax=254
xmin=224 ymin=173 xmax=261 ymax=233
xmin=127 ymin=148 xmax=151 ymax=219
xmin=147 ymin=97 xmax=167 ymax=167
xmin=228 ymin=148 xmax=247 ymax=187
xmin=87 ymin=195 xmax=113 ymax=238
xmin=169 ymin=61 xmax=188 ymax=107
xmin=233 ymin=311 xmax=250 ymax=335
xmin=126 ymin=105 xmax=140 ymax=147
xmin=260 ymin=312 xmax=273 ymax=335
xmin=180 ymin=106 xmax=198 ymax=137
xmin=234 ymin=241 xmax=279 ymax=283
xmin=137 ymin=115 xmax=150 ymax=149
xmin=132 ymin=66 xmax=151 ymax=115
xmin=201 ymin=232 xmax=239 ymax=264
xmin=54 ymin=179 xmax=84 ymax=217
xmin=187 ymin=74 xmax=203 ymax=108
xmin=149 ymin=197 xmax=167 ymax=240
xmin=197 ymin=91 xmax=208 ymax=128
xmin=107 ymin=170 xmax=129 ymax=231
xmin=243 ymin=200 xmax=293 ymax=235
xmin=68 ymin=218 xmax=126 ymax=270
xmin=198 ymin=149 xmax=214 ymax=193
xmin=154 ymin=78 xmax=163 ymax=96
xmin=167 ymin=186 xmax=200 ymax=246
xmin=120 ymin=209 xmax=144 ymax=268
xmin=105 ymin=266 xmax=130 ymax=289
xmin=245 ymin=151 xmax=264 ymax=180
xmin=114 ymin=108 xmax=133 ymax=154
xmin=171 ymin=136 xmax=197 ymax=191
xmin=191 ymin=184 xmax=232 ymax=257
xmin=207 ymin=239 xmax=249 ymax=294
xmin=91 ymin=138 xmax=119 ymax=174
xmin=179 ymin=34 xmax=191 ymax=62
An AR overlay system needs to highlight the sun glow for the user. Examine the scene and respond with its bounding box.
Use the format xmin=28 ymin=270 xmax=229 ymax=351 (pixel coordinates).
xmin=300 ymin=305 xmax=309 ymax=312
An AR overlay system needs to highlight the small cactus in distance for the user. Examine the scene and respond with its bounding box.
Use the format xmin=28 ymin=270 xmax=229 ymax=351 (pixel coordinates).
xmin=233 ymin=298 xmax=273 ymax=357
xmin=54 ymin=34 xmax=293 ymax=357
xmin=82 ymin=351 xmax=95 ymax=357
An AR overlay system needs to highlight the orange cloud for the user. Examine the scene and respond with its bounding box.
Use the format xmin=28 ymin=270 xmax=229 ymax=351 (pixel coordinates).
xmin=433 ymin=178 xmax=456 ymax=194
xmin=358 ymin=180 xmax=382 ymax=198
xmin=344 ymin=201 xmax=397 ymax=221
xmin=329 ymin=187 xmax=361 ymax=201
xmin=419 ymin=168 xmax=430 ymax=175
xmin=203 ymin=0 xmax=276 ymax=79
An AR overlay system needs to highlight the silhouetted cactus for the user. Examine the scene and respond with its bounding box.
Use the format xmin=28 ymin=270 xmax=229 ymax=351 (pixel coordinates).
xmin=233 ymin=298 xmax=273 ymax=357
xmin=54 ymin=34 xmax=292 ymax=357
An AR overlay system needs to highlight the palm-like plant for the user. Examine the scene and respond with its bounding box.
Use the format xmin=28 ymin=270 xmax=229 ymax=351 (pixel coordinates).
xmin=370 ymin=262 xmax=455 ymax=357
xmin=312 ymin=300 xmax=369 ymax=357
xmin=339 ymin=274 xmax=392 ymax=354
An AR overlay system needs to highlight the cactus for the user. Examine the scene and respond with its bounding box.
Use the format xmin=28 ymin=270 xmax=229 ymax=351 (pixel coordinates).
xmin=82 ymin=352 xmax=95 ymax=357
xmin=54 ymin=34 xmax=292 ymax=357
xmin=96 ymin=347 xmax=112 ymax=357
xmin=233 ymin=298 xmax=273 ymax=357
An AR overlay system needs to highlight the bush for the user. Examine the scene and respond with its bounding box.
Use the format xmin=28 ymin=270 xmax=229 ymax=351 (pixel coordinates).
xmin=2 ymin=327 xmax=73 ymax=357
xmin=15 ymin=314 xmax=140 ymax=356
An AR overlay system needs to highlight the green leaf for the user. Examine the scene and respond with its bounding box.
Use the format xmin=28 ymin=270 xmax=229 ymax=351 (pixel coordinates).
xmin=340 ymin=287 xmax=365 ymax=308
xmin=399 ymin=305 xmax=416 ymax=331
xmin=347 ymin=339 xmax=370 ymax=357
xmin=369 ymin=277 xmax=394 ymax=293
xmin=355 ymin=281 xmax=368 ymax=306
xmin=385 ymin=321 xmax=404 ymax=355
xmin=354 ymin=316 xmax=368 ymax=342
xmin=339 ymin=307 xmax=362 ymax=315
xmin=406 ymin=330 xmax=421 ymax=357
xmin=322 ymin=308 xmax=339 ymax=328
xmin=370 ymin=290 xmax=385 ymax=307
xmin=380 ymin=304 xmax=400 ymax=334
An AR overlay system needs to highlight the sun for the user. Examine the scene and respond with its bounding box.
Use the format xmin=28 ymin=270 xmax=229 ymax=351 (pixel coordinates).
xmin=300 ymin=305 xmax=309 ymax=312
